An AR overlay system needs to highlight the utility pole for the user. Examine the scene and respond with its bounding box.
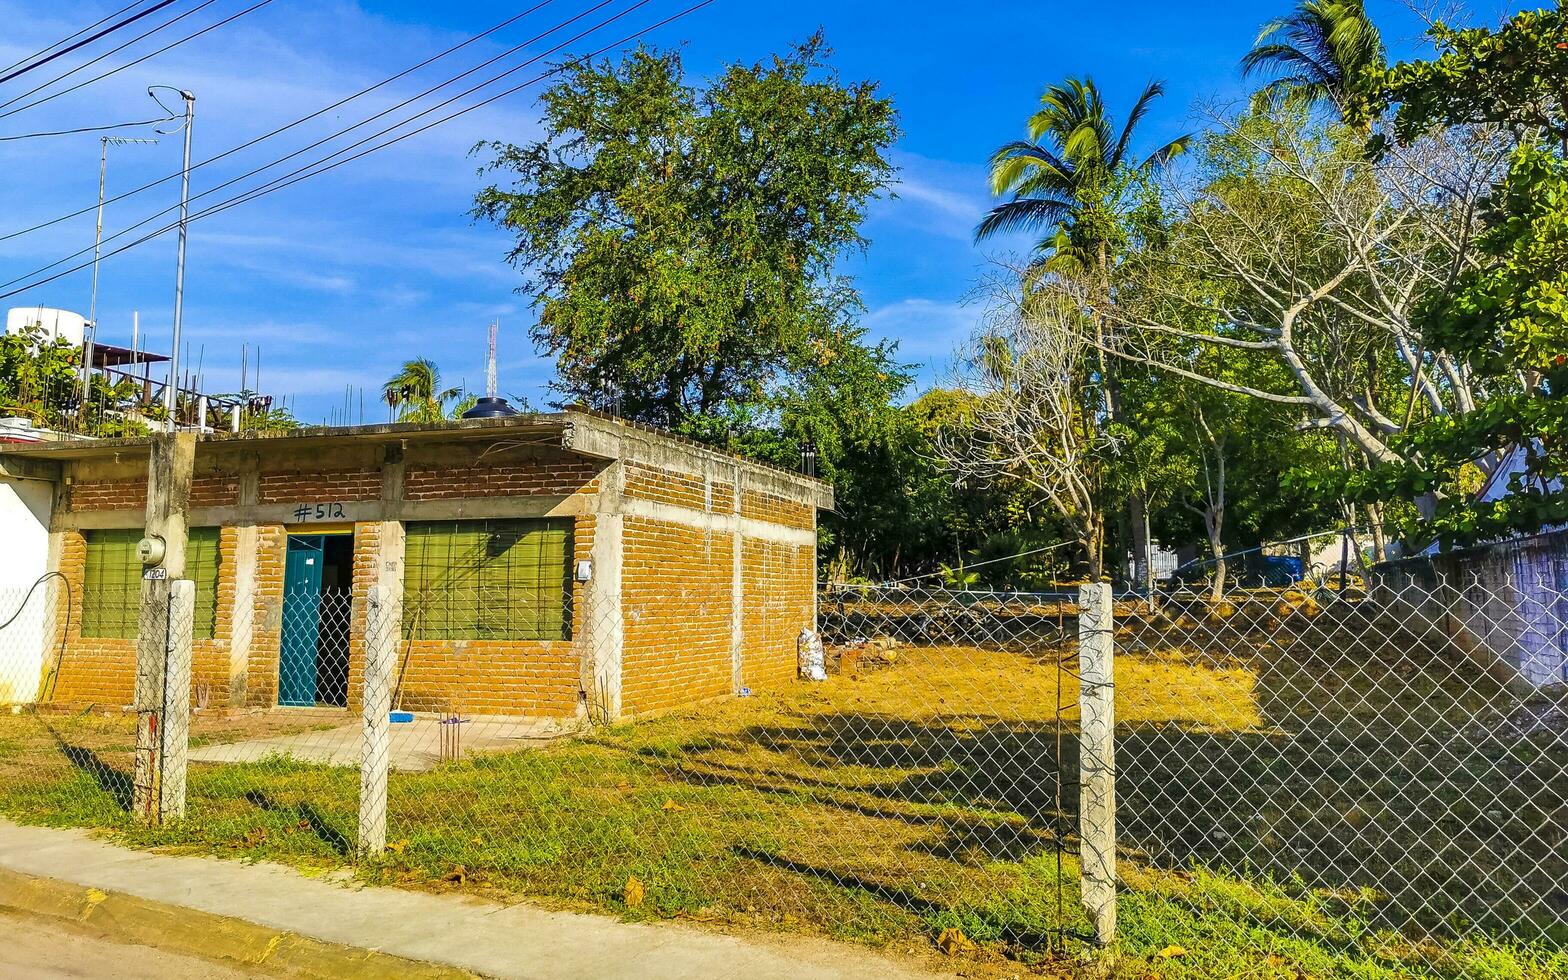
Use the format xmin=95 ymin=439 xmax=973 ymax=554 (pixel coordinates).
xmin=82 ymin=136 xmax=157 ymax=424
xmin=150 ymin=85 xmax=195 ymax=431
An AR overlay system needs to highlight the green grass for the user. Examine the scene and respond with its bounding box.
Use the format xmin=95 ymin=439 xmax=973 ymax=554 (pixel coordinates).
xmin=0 ymin=640 xmax=1564 ymax=978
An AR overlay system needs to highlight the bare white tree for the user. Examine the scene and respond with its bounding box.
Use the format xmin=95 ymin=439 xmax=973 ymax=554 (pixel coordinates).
xmin=936 ymin=277 xmax=1116 ymax=579
xmin=1084 ymin=108 xmax=1512 ymax=482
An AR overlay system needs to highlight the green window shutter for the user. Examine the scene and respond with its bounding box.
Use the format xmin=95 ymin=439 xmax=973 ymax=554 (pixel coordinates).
xmin=82 ymin=528 xmax=222 ymax=640
xmin=82 ymin=529 xmax=141 ymax=639
xmin=403 ymin=519 xmax=572 ymax=641
xmin=186 ymin=527 xmax=221 ymax=641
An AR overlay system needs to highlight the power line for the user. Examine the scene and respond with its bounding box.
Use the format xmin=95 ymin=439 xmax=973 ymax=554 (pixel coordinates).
xmin=0 ymin=0 xmax=180 ymax=86
xmin=0 ymin=114 xmax=174 ymax=141
xmin=0 ymin=0 xmax=639 ymax=290
xmin=0 ymin=0 xmax=559 ymax=245
xmin=0 ymin=0 xmax=270 ymax=121
xmin=0 ymin=0 xmax=220 ymax=114
xmin=0 ymin=0 xmax=719 ymax=303
xmin=0 ymin=0 xmax=152 ymax=76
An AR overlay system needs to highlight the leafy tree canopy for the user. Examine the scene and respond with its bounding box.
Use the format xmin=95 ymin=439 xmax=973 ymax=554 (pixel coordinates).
xmin=473 ymin=34 xmax=899 ymax=439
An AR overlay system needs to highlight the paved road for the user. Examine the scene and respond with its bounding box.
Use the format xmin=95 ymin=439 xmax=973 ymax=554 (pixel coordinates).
xmin=0 ymin=909 xmax=263 ymax=979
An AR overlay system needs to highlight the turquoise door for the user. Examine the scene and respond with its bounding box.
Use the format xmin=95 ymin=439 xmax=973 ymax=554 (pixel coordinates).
xmin=279 ymin=536 xmax=325 ymax=706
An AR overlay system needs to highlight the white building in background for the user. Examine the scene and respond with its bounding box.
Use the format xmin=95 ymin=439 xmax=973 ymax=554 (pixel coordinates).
xmin=5 ymin=307 xmax=86 ymax=348
xmin=0 ymin=470 xmax=51 ymax=703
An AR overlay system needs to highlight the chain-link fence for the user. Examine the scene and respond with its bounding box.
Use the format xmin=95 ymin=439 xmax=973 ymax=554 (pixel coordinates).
xmin=0 ymin=558 xmax=1564 ymax=975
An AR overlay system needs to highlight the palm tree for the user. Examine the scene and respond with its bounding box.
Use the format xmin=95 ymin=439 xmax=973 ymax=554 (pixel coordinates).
xmin=1240 ymin=0 xmax=1385 ymax=116
xmin=976 ymin=77 xmax=1189 ymax=276
xmin=978 ymin=78 xmax=1188 ymax=589
xmin=382 ymin=358 xmax=464 ymax=424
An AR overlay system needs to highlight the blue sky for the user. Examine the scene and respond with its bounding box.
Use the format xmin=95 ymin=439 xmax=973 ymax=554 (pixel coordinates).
xmin=0 ymin=0 xmax=1521 ymax=423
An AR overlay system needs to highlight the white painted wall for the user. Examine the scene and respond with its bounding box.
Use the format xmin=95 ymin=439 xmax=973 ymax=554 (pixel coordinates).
xmin=0 ymin=479 xmax=53 ymax=703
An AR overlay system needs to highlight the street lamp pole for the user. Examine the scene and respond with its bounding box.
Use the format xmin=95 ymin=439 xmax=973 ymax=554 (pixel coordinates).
xmin=81 ymin=135 xmax=157 ymax=424
xmin=150 ymin=86 xmax=195 ymax=431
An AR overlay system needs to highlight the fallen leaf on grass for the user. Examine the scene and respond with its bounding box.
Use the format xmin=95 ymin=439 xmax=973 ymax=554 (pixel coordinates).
xmin=243 ymin=827 xmax=268 ymax=846
xmin=386 ymin=838 xmax=410 ymax=854
xmin=936 ymin=927 xmax=976 ymax=956
xmin=624 ymin=875 xmax=645 ymax=908
xmin=1156 ymin=945 xmax=1188 ymax=959
xmin=616 ymin=780 xmax=632 ymax=792
xmin=662 ymin=800 xmax=684 ymax=812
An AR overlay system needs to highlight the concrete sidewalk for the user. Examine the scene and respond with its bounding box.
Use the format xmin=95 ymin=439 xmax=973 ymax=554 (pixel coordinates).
xmin=0 ymin=822 xmax=951 ymax=980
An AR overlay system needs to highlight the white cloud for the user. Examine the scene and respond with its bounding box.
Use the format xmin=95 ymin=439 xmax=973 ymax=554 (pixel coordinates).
xmin=862 ymin=296 xmax=977 ymax=383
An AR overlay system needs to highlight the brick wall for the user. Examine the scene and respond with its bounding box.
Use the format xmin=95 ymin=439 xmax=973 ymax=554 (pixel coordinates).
xmin=259 ymin=468 xmax=381 ymax=504
xmin=191 ymin=474 xmax=240 ymax=509
xmin=620 ymin=517 xmax=735 ymax=715
xmin=624 ymin=462 xmax=713 ymax=512
xmin=740 ymin=489 xmax=814 ymax=530
xmin=244 ymin=525 xmax=286 ymax=707
xmin=404 ymin=458 xmax=600 ymax=501
xmin=741 ymin=538 xmax=816 ymax=691
xmin=68 ymin=480 xmax=147 ymax=512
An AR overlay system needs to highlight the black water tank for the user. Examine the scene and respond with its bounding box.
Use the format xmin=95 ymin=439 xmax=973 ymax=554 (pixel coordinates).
xmin=462 ymin=396 xmax=519 ymax=419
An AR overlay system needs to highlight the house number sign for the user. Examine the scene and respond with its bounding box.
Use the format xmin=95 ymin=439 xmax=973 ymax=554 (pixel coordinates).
xmin=292 ymin=502 xmax=348 ymax=522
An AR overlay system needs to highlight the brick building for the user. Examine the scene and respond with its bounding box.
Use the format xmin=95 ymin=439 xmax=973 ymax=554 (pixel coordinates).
xmin=0 ymin=411 xmax=830 ymax=721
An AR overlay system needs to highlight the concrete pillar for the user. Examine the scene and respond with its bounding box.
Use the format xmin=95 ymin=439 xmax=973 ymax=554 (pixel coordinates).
xmin=1077 ymin=582 xmax=1116 ymax=945
xmin=227 ymin=524 xmax=258 ymax=705
xmin=586 ymin=461 xmax=624 ymax=723
xmin=730 ymin=465 xmax=744 ymax=694
xmin=359 ymin=583 xmax=395 ymax=856
xmin=134 ymin=431 xmax=195 ymax=825
xmin=159 ymin=580 xmax=194 ymax=819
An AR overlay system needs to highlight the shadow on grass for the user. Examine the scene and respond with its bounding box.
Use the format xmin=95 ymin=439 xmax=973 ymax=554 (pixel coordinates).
xmin=44 ymin=724 xmax=132 ymax=812
xmin=241 ymin=790 xmax=352 ymax=855
xmin=633 ymin=630 xmax=1568 ymax=952
xmin=732 ymin=845 xmax=1065 ymax=950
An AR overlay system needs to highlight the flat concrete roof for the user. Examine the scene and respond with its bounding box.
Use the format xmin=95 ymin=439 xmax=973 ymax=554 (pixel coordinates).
xmin=0 ymin=409 xmax=833 ymax=509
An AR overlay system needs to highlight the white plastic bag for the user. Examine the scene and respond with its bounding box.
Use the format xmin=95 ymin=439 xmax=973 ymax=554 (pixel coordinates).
xmin=797 ymin=628 xmax=827 ymax=682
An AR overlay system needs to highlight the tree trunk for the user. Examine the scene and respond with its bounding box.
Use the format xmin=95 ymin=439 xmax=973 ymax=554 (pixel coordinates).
xmin=1205 ymin=507 xmax=1227 ymax=603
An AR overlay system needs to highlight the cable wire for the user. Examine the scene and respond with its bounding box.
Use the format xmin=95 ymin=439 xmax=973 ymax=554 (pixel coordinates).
xmin=0 ymin=0 xmax=558 ymax=245
xmin=0 ymin=0 xmax=222 ymax=115
xmin=0 ymin=114 xmax=175 ymax=141
xmin=0 ymin=0 xmax=718 ymax=303
xmin=0 ymin=0 xmax=270 ymax=121
xmin=0 ymin=0 xmax=649 ymax=292
xmin=0 ymin=0 xmax=152 ymax=75
xmin=0 ymin=0 xmax=180 ymax=86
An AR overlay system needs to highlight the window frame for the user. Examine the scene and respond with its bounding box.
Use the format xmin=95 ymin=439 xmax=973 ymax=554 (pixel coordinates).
xmin=402 ymin=518 xmax=574 ymax=642
xmin=79 ymin=527 xmax=222 ymax=640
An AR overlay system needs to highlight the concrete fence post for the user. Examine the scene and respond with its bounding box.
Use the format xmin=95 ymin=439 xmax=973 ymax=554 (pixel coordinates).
xmin=1077 ymin=581 xmax=1116 ymax=945
xmin=359 ymin=584 xmax=394 ymax=856
xmin=133 ymin=431 xmax=194 ymax=826
xmin=160 ymin=579 xmax=195 ymax=819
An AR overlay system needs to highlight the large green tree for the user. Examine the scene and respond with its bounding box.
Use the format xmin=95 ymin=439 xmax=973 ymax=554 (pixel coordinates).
xmin=1355 ymin=8 xmax=1568 ymax=545
xmin=473 ymin=35 xmax=899 ymax=440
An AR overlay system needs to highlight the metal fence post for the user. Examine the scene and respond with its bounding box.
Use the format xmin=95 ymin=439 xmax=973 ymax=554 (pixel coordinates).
xmin=1077 ymin=581 xmax=1116 ymax=945
xmin=359 ymin=585 xmax=393 ymax=856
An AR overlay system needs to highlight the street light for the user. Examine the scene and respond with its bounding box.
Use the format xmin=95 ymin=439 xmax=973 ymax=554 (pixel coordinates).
xmin=149 ymin=85 xmax=194 ymax=431
xmin=81 ymin=135 xmax=159 ymax=423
